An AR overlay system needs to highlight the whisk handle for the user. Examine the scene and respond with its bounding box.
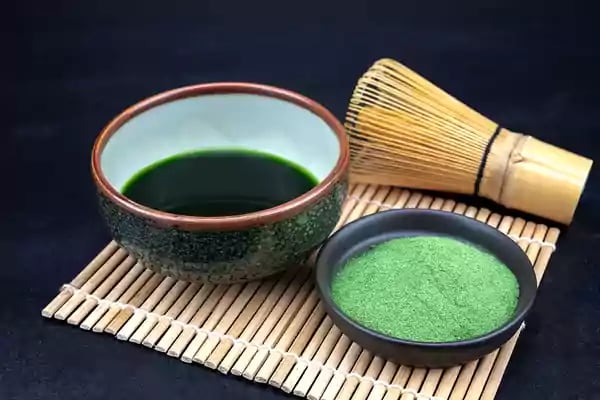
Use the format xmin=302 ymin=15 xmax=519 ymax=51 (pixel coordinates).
xmin=482 ymin=131 xmax=593 ymax=225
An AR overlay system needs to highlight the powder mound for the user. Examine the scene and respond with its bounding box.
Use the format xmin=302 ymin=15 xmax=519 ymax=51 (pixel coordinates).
xmin=331 ymin=236 xmax=519 ymax=342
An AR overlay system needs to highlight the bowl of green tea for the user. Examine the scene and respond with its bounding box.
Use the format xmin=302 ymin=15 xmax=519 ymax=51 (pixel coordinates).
xmin=91 ymin=82 xmax=349 ymax=283
xmin=315 ymin=209 xmax=537 ymax=367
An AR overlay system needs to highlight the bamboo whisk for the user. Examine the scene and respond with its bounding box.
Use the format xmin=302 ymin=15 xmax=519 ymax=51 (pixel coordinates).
xmin=345 ymin=58 xmax=593 ymax=225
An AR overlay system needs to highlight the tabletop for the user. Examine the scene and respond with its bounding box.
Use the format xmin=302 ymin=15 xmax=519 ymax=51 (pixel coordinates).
xmin=7 ymin=1 xmax=600 ymax=399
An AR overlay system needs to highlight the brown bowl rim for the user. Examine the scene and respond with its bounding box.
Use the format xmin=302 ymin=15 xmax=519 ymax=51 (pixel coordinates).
xmin=91 ymin=82 xmax=349 ymax=231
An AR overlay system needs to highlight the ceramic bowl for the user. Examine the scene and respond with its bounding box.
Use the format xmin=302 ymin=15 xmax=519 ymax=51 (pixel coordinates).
xmin=315 ymin=209 xmax=537 ymax=367
xmin=91 ymin=82 xmax=349 ymax=283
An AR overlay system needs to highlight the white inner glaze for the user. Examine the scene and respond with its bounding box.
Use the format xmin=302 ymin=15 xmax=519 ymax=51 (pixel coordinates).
xmin=100 ymin=93 xmax=341 ymax=191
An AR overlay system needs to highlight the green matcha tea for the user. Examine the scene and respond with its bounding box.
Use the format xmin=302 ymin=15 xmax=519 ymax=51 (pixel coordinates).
xmin=122 ymin=149 xmax=318 ymax=217
xmin=331 ymin=236 xmax=519 ymax=342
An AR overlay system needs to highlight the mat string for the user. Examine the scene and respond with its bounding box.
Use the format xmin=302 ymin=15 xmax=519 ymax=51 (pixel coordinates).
xmin=346 ymin=195 xmax=557 ymax=251
xmin=59 ymin=283 xmax=526 ymax=400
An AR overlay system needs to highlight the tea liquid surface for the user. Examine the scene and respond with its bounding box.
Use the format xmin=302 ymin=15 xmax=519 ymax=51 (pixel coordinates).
xmin=122 ymin=149 xmax=318 ymax=217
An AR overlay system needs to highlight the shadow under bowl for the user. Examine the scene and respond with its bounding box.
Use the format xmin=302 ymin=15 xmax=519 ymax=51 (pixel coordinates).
xmin=315 ymin=209 xmax=537 ymax=368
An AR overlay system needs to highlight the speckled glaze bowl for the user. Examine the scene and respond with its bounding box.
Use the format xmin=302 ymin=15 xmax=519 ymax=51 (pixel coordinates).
xmin=91 ymin=83 xmax=349 ymax=283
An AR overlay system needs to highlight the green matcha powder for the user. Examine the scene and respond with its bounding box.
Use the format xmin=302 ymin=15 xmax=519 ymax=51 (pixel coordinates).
xmin=331 ymin=236 xmax=519 ymax=342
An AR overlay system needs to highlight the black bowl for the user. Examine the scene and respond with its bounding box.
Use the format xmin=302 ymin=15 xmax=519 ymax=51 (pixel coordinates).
xmin=315 ymin=208 xmax=537 ymax=367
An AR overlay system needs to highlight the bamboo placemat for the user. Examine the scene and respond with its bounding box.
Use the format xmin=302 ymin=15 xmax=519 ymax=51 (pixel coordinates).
xmin=41 ymin=183 xmax=560 ymax=400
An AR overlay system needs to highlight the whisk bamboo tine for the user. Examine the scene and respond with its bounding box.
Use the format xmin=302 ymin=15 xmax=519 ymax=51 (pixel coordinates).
xmin=346 ymin=58 xmax=593 ymax=224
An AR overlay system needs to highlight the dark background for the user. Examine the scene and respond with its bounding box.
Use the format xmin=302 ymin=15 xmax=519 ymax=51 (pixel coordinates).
xmin=6 ymin=1 xmax=600 ymax=399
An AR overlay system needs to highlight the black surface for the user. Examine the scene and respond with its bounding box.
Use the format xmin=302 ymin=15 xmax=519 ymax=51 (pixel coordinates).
xmin=7 ymin=1 xmax=600 ymax=399
xmin=315 ymin=209 xmax=537 ymax=368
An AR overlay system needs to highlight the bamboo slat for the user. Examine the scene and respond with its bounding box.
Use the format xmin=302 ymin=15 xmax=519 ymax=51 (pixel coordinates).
xmin=41 ymin=185 xmax=560 ymax=400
